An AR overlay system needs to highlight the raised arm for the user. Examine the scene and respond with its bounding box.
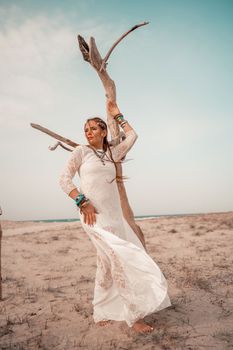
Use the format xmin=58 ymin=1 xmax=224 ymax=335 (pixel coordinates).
xmin=107 ymin=100 xmax=138 ymax=162
xmin=110 ymin=129 xmax=138 ymax=162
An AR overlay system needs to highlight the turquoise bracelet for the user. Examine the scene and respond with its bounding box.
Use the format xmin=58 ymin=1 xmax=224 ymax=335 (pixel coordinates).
xmin=116 ymin=115 xmax=124 ymax=122
xmin=114 ymin=113 xmax=124 ymax=122
xmin=75 ymin=194 xmax=85 ymax=207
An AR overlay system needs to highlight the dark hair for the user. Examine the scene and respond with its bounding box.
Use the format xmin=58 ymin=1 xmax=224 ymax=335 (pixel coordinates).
xmin=84 ymin=117 xmax=128 ymax=183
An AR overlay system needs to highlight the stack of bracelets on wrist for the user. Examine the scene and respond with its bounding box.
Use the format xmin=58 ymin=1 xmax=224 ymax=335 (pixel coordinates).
xmin=113 ymin=113 xmax=128 ymax=129
xmin=74 ymin=193 xmax=90 ymax=209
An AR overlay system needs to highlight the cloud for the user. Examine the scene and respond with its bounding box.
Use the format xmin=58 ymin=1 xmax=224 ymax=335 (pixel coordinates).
xmin=0 ymin=5 xmax=119 ymax=130
xmin=0 ymin=9 xmax=76 ymax=72
xmin=0 ymin=7 xmax=73 ymax=128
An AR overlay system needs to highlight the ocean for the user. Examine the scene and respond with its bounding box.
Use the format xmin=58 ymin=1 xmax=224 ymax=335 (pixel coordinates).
xmin=32 ymin=212 xmax=205 ymax=223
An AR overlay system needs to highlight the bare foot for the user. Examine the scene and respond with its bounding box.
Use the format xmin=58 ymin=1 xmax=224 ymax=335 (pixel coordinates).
xmin=132 ymin=320 xmax=154 ymax=334
xmin=97 ymin=320 xmax=111 ymax=327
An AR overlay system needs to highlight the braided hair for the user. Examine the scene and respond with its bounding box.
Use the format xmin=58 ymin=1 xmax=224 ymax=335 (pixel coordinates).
xmin=84 ymin=117 xmax=127 ymax=183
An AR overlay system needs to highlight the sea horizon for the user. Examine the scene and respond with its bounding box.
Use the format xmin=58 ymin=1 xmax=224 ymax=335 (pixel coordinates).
xmin=29 ymin=210 xmax=232 ymax=223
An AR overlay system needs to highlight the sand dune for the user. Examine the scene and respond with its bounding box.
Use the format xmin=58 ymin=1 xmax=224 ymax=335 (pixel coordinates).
xmin=0 ymin=212 xmax=233 ymax=349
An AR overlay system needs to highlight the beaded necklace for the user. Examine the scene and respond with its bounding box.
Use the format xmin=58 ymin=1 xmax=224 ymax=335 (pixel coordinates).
xmin=88 ymin=145 xmax=108 ymax=165
xmin=94 ymin=149 xmax=106 ymax=165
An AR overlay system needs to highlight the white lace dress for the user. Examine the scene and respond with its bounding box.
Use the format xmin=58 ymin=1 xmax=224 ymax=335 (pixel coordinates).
xmin=59 ymin=130 xmax=171 ymax=327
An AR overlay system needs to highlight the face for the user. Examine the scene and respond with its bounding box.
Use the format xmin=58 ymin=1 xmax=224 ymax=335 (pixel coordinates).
xmin=84 ymin=120 xmax=107 ymax=148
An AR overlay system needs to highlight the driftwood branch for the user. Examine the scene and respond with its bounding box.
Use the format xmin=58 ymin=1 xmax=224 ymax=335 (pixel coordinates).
xmin=49 ymin=141 xmax=73 ymax=152
xmin=31 ymin=123 xmax=79 ymax=148
xmin=31 ymin=123 xmax=125 ymax=151
xmin=100 ymin=21 xmax=149 ymax=72
xmin=77 ymin=35 xmax=90 ymax=63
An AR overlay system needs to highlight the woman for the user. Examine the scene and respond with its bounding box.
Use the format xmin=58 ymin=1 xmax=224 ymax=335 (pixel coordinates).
xmin=59 ymin=100 xmax=171 ymax=334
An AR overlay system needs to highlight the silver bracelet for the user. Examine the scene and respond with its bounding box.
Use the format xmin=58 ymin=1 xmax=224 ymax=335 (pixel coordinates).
xmin=120 ymin=120 xmax=128 ymax=128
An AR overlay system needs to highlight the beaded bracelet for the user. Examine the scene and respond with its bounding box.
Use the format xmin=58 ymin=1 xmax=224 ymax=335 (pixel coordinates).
xmin=114 ymin=113 xmax=124 ymax=124
xmin=113 ymin=113 xmax=129 ymax=129
xmin=120 ymin=120 xmax=128 ymax=128
xmin=113 ymin=113 xmax=123 ymax=120
xmin=75 ymin=193 xmax=86 ymax=207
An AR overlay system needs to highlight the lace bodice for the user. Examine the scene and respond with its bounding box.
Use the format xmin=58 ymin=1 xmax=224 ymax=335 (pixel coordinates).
xmin=59 ymin=129 xmax=138 ymax=196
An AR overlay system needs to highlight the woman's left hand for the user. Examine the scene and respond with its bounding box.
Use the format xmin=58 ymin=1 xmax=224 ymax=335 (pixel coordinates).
xmin=106 ymin=100 xmax=121 ymax=117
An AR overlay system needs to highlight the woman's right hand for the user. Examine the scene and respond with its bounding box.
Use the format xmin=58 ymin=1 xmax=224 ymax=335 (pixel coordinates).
xmin=80 ymin=202 xmax=98 ymax=226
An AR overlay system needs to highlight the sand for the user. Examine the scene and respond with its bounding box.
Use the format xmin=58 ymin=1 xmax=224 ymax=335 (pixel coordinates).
xmin=0 ymin=212 xmax=232 ymax=350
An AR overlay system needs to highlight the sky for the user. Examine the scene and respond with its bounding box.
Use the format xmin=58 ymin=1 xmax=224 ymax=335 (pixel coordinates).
xmin=0 ymin=0 xmax=233 ymax=220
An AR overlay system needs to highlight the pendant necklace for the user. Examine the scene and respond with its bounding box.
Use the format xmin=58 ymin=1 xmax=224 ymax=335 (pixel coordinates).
xmin=89 ymin=146 xmax=106 ymax=165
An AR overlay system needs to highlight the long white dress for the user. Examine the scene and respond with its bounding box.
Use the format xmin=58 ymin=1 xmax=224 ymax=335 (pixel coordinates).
xmin=59 ymin=129 xmax=171 ymax=327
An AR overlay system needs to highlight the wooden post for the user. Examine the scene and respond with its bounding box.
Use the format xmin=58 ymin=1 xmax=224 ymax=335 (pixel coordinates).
xmin=0 ymin=206 xmax=2 ymax=300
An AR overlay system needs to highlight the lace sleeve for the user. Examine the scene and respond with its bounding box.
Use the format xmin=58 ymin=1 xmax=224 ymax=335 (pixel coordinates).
xmin=59 ymin=145 xmax=83 ymax=195
xmin=110 ymin=129 xmax=138 ymax=162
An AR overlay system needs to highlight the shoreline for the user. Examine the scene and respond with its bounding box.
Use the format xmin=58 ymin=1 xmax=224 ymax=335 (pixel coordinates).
xmin=1 ymin=210 xmax=233 ymax=225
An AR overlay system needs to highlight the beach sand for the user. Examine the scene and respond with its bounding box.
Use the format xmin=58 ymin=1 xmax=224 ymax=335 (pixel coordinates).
xmin=0 ymin=212 xmax=232 ymax=349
